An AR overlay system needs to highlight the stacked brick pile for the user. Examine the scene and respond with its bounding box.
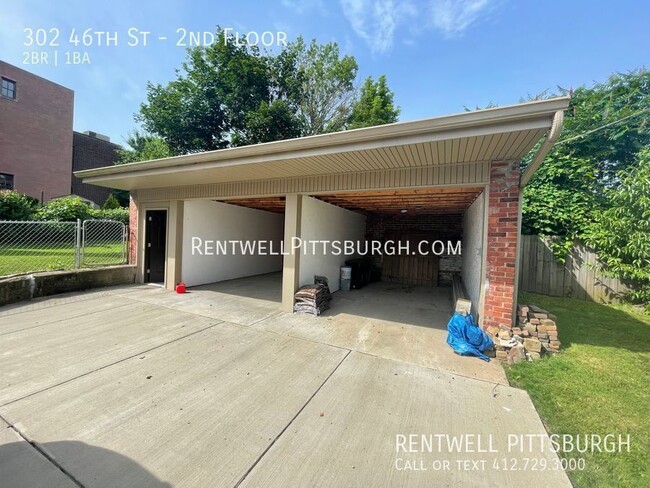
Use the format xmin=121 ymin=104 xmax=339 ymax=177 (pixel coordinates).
xmin=485 ymin=304 xmax=561 ymax=364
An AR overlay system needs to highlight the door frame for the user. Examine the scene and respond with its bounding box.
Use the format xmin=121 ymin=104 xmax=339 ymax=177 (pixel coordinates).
xmin=144 ymin=209 xmax=168 ymax=284
xmin=135 ymin=200 xmax=184 ymax=290
xmin=137 ymin=202 xmax=170 ymax=287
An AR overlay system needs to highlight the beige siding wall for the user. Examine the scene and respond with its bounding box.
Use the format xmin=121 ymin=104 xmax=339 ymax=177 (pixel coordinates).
xmin=137 ymin=161 xmax=489 ymax=202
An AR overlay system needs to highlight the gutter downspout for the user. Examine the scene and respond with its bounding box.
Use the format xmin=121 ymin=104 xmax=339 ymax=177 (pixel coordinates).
xmin=520 ymin=110 xmax=565 ymax=187
xmin=513 ymin=109 xmax=565 ymax=325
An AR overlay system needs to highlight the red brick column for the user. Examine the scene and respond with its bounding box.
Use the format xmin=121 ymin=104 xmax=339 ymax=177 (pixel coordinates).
xmin=128 ymin=195 xmax=138 ymax=265
xmin=483 ymin=160 xmax=520 ymax=329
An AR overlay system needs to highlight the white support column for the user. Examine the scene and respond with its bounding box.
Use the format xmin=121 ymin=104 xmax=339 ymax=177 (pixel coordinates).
xmin=165 ymin=200 xmax=184 ymax=291
xmin=281 ymin=194 xmax=302 ymax=312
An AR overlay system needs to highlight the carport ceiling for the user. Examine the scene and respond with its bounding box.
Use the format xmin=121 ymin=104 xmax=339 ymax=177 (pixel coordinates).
xmin=217 ymin=197 xmax=286 ymax=213
xmin=217 ymin=187 xmax=483 ymax=215
xmin=316 ymin=187 xmax=484 ymax=215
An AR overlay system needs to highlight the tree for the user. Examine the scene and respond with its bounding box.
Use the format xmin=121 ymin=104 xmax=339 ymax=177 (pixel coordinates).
xmin=522 ymin=70 xmax=650 ymax=254
xmin=349 ymin=75 xmax=400 ymax=129
xmin=116 ymin=131 xmax=174 ymax=164
xmin=586 ymin=149 xmax=650 ymax=307
xmin=102 ymin=193 xmax=122 ymax=210
xmin=288 ymin=37 xmax=358 ymax=134
xmin=114 ymin=131 xmax=173 ymax=206
xmin=134 ymin=30 xmax=399 ymax=148
xmin=137 ymin=28 xmax=302 ymax=153
xmin=0 ymin=190 xmax=38 ymax=220
xmin=236 ymin=99 xmax=302 ymax=146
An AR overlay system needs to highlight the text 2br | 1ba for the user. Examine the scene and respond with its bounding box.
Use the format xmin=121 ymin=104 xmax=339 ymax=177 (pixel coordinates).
xmin=23 ymin=51 xmax=90 ymax=66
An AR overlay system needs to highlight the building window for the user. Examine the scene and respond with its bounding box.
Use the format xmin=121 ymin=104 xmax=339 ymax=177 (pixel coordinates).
xmin=1 ymin=78 xmax=16 ymax=100
xmin=0 ymin=173 xmax=14 ymax=190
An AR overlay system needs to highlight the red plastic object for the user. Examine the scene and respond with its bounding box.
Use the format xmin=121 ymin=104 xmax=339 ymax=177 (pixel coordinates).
xmin=175 ymin=282 xmax=186 ymax=294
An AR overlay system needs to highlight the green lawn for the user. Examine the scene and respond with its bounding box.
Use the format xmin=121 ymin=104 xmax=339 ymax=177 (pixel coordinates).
xmin=507 ymin=293 xmax=649 ymax=488
xmin=0 ymin=243 xmax=126 ymax=276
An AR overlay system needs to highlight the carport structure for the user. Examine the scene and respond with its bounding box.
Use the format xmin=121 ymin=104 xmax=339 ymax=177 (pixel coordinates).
xmin=77 ymin=98 xmax=569 ymax=329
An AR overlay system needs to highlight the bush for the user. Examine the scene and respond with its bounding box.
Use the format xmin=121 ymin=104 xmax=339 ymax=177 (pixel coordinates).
xmin=0 ymin=190 xmax=39 ymax=220
xmin=90 ymin=207 xmax=130 ymax=225
xmin=32 ymin=196 xmax=129 ymax=224
xmin=36 ymin=196 xmax=92 ymax=222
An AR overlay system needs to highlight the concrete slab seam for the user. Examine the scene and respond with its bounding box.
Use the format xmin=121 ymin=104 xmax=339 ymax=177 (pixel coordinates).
xmin=0 ymin=291 xmax=113 ymax=317
xmin=0 ymin=301 xmax=136 ymax=337
xmin=0 ymin=413 xmax=85 ymax=488
xmin=0 ymin=321 xmax=223 ymax=408
xmin=0 ymin=283 xmax=141 ymax=316
xmin=115 ymin=293 xmax=271 ymax=324
xmin=232 ymin=349 xmax=352 ymax=488
xmin=351 ymin=349 xmax=511 ymax=388
xmin=245 ymin=311 xmax=283 ymax=327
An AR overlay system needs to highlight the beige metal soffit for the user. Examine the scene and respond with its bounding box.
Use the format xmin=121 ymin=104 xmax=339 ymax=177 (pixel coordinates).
xmin=520 ymin=109 xmax=566 ymax=186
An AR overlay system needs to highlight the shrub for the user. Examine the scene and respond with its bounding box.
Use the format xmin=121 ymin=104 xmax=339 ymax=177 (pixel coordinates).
xmin=36 ymin=196 xmax=92 ymax=222
xmin=0 ymin=190 xmax=39 ymax=220
xmin=90 ymin=207 xmax=130 ymax=225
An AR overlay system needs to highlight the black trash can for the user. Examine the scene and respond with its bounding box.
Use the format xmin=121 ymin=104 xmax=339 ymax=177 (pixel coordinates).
xmin=345 ymin=258 xmax=372 ymax=289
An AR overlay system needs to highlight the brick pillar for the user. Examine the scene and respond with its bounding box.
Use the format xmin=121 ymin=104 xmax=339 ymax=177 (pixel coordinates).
xmin=128 ymin=195 xmax=138 ymax=265
xmin=483 ymin=160 xmax=520 ymax=329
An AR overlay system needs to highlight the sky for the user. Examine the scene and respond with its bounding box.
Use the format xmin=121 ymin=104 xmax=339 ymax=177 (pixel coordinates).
xmin=1 ymin=0 xmax=648 ymax=146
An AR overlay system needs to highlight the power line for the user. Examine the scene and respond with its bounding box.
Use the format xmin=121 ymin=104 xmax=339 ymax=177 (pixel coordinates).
xmin=556 ymin=107 xmax=650 ymax=145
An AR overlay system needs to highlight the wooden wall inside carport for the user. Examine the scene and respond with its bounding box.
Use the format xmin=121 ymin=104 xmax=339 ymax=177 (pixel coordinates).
xmin=365 ymin=213 xmax=462 ymax=286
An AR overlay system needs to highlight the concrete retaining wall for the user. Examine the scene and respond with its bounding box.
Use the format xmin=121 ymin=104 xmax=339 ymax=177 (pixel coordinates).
xmin=0 ymin=265 xmax=137 ymax=306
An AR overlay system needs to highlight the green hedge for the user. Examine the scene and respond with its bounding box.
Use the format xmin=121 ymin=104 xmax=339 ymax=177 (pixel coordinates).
xmin=89 ymin=207 xmax=130 ymax=225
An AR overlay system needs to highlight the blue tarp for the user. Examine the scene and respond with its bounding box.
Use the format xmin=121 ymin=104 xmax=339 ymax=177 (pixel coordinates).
xmin=446 ymin=312 xmax=494 ymax=362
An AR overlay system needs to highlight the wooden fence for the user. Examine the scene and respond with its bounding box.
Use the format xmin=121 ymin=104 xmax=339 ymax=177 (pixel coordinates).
xmin=518 ymin=235 xmax=630 ymax=303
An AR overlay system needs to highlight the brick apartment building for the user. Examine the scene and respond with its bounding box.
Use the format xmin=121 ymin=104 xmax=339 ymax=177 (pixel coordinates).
xmin=72 ymin=130 xmax=121 ymax=205
xmin=0 ymin=61 xmax=120 ymax=206
xmin=0 ymin=61 xmax=74 ymax=202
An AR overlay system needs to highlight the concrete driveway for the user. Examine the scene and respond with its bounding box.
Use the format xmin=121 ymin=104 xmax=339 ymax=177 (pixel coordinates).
xmin=0 ymin=281 xmax=571 ymax=487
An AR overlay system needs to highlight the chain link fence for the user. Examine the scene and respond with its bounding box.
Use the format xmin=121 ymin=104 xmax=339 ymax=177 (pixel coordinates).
xmin=0 ymin=219 xmax=127 ymax=277
xmin=81 ymin=220 xmax=127 ymax=267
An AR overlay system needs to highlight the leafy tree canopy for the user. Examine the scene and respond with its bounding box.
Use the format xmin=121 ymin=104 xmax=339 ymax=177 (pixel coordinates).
xmin=349 ymin=75 xmax=400 ymax=129
xmin=117 ymin=131 xmax=174 ymax=164
xmin=522 ymin=70 xmax=650 ymax=249
xmin=137 ymin=28 xmax=304 ymax=152
xmin=287 ymin=37 xmax=358 ymax=134
xmin=135 ymin=28 xmax=395 ymax=153
xmin=586 ymin=149 xmax=650 ymax=306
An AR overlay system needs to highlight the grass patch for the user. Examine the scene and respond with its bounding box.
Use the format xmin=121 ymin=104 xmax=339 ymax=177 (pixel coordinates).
xmin=507 ymin=293 xmax=650 ymax=488
xmin=0 ymin=243 xmax=125 ymax=276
